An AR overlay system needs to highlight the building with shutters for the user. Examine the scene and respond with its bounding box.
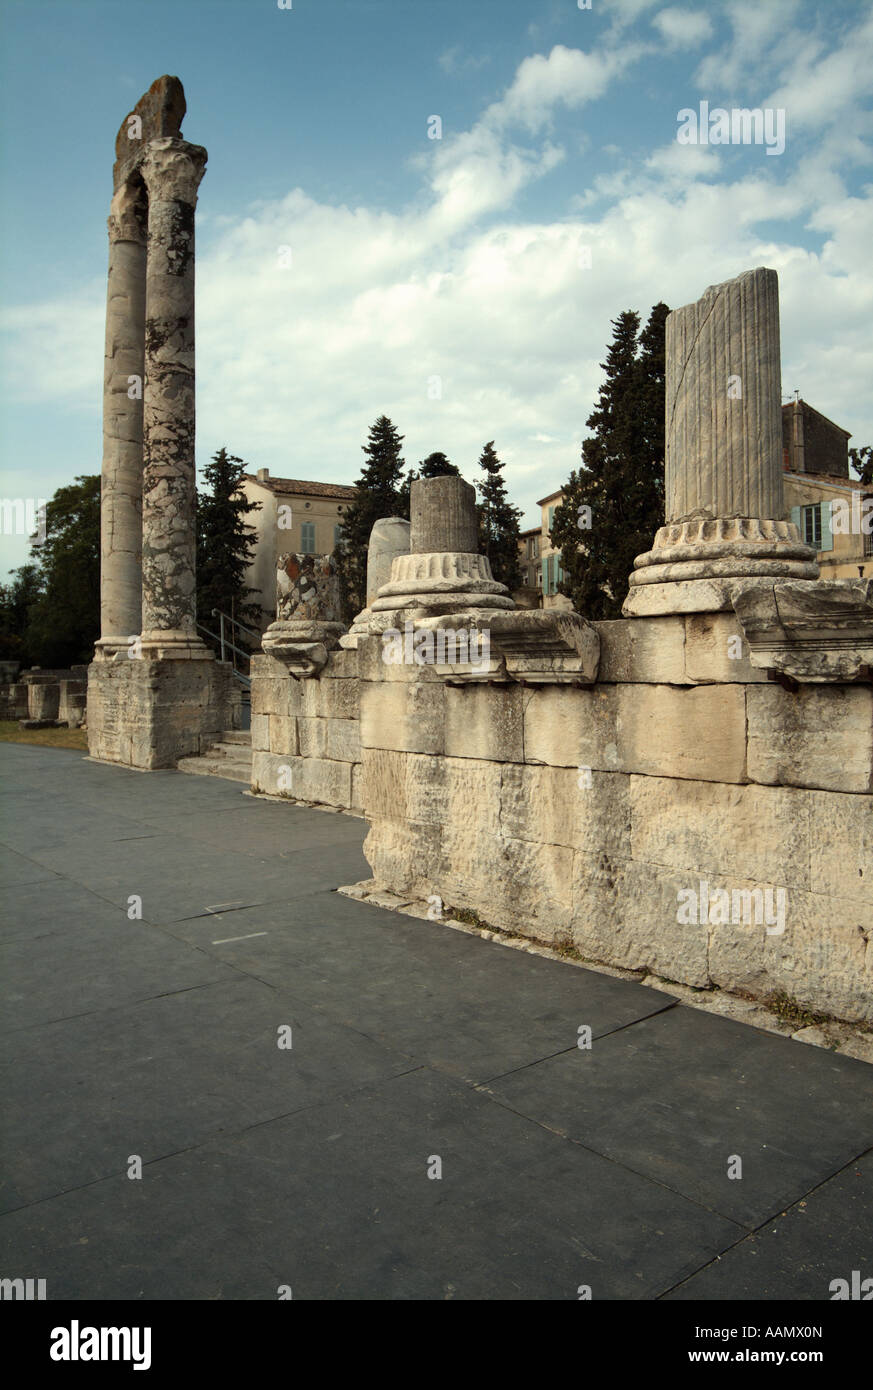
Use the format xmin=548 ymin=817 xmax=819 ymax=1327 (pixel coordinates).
xmin=238 ymin=469 xmax=358 ymax=630
xmin=782 ymin=399 xmax=871 ymax=579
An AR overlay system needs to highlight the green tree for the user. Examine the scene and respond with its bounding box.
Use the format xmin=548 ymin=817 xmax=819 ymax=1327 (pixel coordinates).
xmin=22 ymin=475 xmax=101 ymax=666
xmin=334 ymin=415 xmax=409 ymax=620
xmin=0 ymin=563 xmax=45 ymax=665
xmin=551 ymin=302 xmax=669 ymax=619
xmin=476 ymin=441 xmax=522 ymax=590
xmin=195 ymin=447 xmax=261 ymax=648
xmin=415 ymin=451 xmax=461 ymax=479
xmin=849 ymin=445 xmax=872 ymax=486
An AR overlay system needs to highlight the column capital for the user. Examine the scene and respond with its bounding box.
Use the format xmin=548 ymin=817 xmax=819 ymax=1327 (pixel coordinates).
xmin=140 ymin=137 xmax=207 ymax=204
xmin=108 ymin=181 xmax=147 ymax=244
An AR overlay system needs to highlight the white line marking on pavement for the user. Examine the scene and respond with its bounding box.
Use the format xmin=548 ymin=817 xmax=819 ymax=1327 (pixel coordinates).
xmin=211 ymin=932 xmax=269 ymax=944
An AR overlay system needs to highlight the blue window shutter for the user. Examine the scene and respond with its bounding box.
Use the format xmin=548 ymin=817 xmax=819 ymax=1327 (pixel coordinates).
xmin=819 ymin=500 xmax=833 ymax=552
xmin=790 ymin=505 xmax=801 ymax=532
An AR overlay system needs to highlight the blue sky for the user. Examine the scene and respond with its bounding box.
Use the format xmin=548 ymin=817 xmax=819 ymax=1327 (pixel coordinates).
xmin=1 ymin=0 xmax=872 ymax=574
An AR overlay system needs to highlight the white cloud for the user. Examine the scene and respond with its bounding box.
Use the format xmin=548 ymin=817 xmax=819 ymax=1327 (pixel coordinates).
xmin=2 ymin=27 xmax=872 ymax=554
xmin=652 ymin=7 xmax=713 ymax=48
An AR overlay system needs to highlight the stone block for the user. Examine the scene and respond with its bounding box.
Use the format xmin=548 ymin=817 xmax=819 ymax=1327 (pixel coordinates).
xmin=807 ymin=790 xmax=873 ymax=903
xmin=361 ymin=748 xmax=408 ymax=821
xmin=524 ymin=683 xmax=747 ymax=783
xmin=357 ymin=632 xmax=443 ymax=683
xmin=747 ymin=684 xmax=873 ymax=793
xmin=297 ymin=716 xmax=328 ymax=758
xmin=267 ymin=714 xmax=298 ymax=756
xmin=684 ymin=612 xmax=767 ymax=683
xmin=360 ymin=680 xmax=445 ymax=754
xmin=597 ymin=617 xmax=686 ymax=683
xmin=325 ymin=717 xmax=361 ymax=763
xmin=569 ymin=854 xmax=712 ymax=987
xmin=499 ymin=764 xmax=631 ymax=857
xmin=250 ymin=712 xmax=270 ymax=752
xmin=297 ymin=676 xmax=359 ymax=720
xmin=362 ymin=818 xmax=441 ymax=895
xmin=444 ymin=684 xmax=524 ymax=762
xmin=707 ymin=888 xmax=873 ymax=1025
xmin=251 ymin=750 xmax=351 ymax=807
xmin=438 ymin=822 xmax=574 ymax=938
xmin=325 ymin=647 xmax=360 ymax=679
xmin=630 ymin=776 xmax=810 ymax=888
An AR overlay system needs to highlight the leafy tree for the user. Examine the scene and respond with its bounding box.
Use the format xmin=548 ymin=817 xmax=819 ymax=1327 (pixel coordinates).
xmin=0 ymin=563 xmax=45 ymax=665
xmin=551 ymin=302 xmax=669 ymax=619
xmin=476 ymin=440 xmax=522 ymax=590
xmin=21 ymin=475 xmax=101 ymax=666
xmin=415 ymin=451 xmax=461 ymax=479
xmin=195 ymin=447 xmax=261 ymax=648
xmin=849 ymin=445 xmax=872 ymax=486
xmin=334 ymin=415 xmax=409 ymax=620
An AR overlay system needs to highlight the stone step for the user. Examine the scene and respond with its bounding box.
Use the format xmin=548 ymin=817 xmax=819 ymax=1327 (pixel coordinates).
xmin=177 ymin=753 xmax=251 ymax=784
xmin=221 ymin=729 xmax=251 ymax=746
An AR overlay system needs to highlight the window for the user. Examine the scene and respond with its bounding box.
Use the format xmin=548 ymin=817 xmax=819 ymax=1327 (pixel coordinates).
xmin=801 ymin=504 xmax=821 ymax=548
xmin=547 ymin=505 xmax=555 ymax=531
xmin=535 ymin=567 xmax=542 ymax=589
xmin=334 ymin=524 xmax=344 ymax=549
xmin=301 ymin=521 xmax=316 ymax=554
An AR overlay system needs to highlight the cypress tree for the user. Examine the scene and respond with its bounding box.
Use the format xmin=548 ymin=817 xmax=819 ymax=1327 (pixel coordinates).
xmin=195 ymin=447 xmax=261 ymax=645
xmin=476 ymin=441 xmax=523 ymax=591
xmin=334 ymin=415 xmax=409 ymax=619
xmin=551 ymin=302 xmax=668 ymax=619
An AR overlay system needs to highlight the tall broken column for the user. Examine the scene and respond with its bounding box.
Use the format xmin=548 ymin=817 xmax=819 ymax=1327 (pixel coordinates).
xmin=624 ymin=267 xmax=818 ymax=615
xmin=88 ymin=78 xmax=236 ymax=768
xmin=139 ymin=136 xmax=209 ymax=657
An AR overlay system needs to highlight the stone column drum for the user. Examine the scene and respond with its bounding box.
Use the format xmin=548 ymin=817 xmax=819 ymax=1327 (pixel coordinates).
xmin=96 ymin=180 xmax=147 ymax=655
xmin=139 ymin=137 xmax=209 ymax=657
xmin=624 ymin=267 xmax=818 ymax=616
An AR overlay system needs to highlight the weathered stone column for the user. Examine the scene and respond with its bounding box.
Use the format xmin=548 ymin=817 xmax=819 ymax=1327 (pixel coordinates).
xmin=96 ymin=181 xmax=147 ymax=655
xmin=139 ymin=136 xmax=209 ymax=657
xmin=624 ymin=267 xmax=818 ymax=616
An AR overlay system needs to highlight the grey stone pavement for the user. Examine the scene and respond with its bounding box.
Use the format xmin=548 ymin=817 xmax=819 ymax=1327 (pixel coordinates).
xmin=1 ymin=744 xmax=872 ymax=1302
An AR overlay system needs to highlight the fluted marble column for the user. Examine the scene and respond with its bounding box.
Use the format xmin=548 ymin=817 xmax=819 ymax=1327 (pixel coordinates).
xmin=624 ymin=267 xmax=818 ymax=616
xmin=96 ymin=180 xmax=147 ymax=655
xmin=139 ymin=137 xmax=209 ymax=656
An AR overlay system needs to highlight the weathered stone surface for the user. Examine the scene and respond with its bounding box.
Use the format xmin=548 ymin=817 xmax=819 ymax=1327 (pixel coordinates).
xmin=362 ymin=818 xmax=441 ymax=895
xmin=326 ymin=718 xmax=360 ymax=763
xmin=139 ymin=137 xmax=208 ymax=649
xmin=622 ymin=578 xmax=742 ymax=617
xmin=267 ymin=714 xmax=298 ymax=756
xmin=296 ymin=716 xmax=328 ymax=759
xmin=499 ymin=764 xmax=631 ymax=857
xmin=683 ymin=612 xmax=767 ymax=683
xmin=747 ymin=685 xmax=873 ymax=793
xmin=444 ymin=685 xmax=524 ymax=762
xmin=366 ymin=517 xmax=411 ymax=606
xmin=523 ymin=683 xmax=747 ymax=783
xmin=708 ymin=890 xmax=873 ymax=1024
xmin=439 ymin=823 xmax=574 ymax=937
xmin=410 ymin=475 xmax=478 ymax=554
xmin=251 ymin=750 xmax=351 ymax=807
xmin=630 ymin=776 xmax=809 ymax=887
xmin=113 ymin=75 xmax=186 ymax=190
xmin=28 ymin=682 xmax=60 ymax=721
xmin=807 ymin=790 xmax=873 ymax=903
xmin=276 ymin=552 xmax=343 ymax=623
xmin=360 ymin=680 xmax=445 ymax=754
xmin=88 ymin=657 xmax=234 ymax=769
xmin=597 ymin=617 xmax=686 ymax=683
xmin=299 ymin=676 xmax=359 ymax=721
xmin=732 ymin=578 xmax=873 ymax=682
xmin=250 ymin=712 xmax=270 ymax=752
xmin=570 ymin=854 xmax=712 ymax=987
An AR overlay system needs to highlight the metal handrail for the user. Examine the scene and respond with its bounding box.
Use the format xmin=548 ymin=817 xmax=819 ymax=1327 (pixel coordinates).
xmin=211 ymin=608 xmax=260 ymax=641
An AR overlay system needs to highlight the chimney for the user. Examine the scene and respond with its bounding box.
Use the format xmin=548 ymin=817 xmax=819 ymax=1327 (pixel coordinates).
xmin=257 ymin=467 xmax=270 ymax=483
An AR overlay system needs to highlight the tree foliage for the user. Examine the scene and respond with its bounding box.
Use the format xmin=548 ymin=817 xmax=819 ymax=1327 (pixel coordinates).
xmin=550 ymin=302 xmax=669 ymax=619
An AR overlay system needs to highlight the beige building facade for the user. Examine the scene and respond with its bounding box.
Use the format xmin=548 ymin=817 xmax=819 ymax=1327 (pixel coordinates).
xmin=239 ymin=469 xmax=358 ymax=629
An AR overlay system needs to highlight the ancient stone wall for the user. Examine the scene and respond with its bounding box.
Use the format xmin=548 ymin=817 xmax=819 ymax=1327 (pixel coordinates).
xmin=355 ymin=624 xmax=871 ymax=1024
xmin=249 ymin=649 xmax=361 ymax=810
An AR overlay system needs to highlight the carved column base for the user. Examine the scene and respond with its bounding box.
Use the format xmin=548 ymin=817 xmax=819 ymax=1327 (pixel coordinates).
xmin=624 ymin=516 xmax=819 ymax=616
xmin=139 ymin=631 xmax=213 ymax=661
xmin=261 ymin=619 xmax=345 ymax=676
